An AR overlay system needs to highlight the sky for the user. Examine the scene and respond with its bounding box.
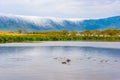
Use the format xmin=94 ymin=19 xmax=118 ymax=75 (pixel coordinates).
xmin=0 ymin=0 xmax=120 ymax=18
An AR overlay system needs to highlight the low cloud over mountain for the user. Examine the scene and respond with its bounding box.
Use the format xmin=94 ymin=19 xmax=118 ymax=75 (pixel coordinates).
xmin=0 ymin=14 xmax=120 ymax=32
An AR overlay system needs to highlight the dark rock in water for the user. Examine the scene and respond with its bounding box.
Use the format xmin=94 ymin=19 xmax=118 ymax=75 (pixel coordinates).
xmin=100 ymin=60 xmax=104 ymax=63
xmin=87 ymin=57 xmax=92 ymax=59
xmin=61 ymin=62 xmax=67 ymax=64
xmin=66 ymin=59 xmax=71 ymax=63
xmin=53 ymin=57 xmax=58 ymax=59
xmin=99 ymin=59 xmax=109 ymax=63
xmin=114 ymin=60 xmax=118 ymax=62
xmin=104 ymin=60 xmax=109 ymax=63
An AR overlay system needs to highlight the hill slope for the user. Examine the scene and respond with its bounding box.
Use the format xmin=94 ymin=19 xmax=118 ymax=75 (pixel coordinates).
xmin=0 ymin=14 xmax=120 ymax=32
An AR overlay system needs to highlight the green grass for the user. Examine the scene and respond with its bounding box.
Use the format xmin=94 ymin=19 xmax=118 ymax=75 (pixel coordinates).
xmin=0 ymin=35 xmax=120 ymax=43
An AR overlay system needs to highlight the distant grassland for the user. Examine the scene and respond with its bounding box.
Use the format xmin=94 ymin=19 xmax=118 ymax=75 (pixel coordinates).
xmin=0 ymin=28 xmax=120 ymax=43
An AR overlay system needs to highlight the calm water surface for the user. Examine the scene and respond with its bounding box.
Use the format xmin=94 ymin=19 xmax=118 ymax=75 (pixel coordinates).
xmin=0 ymin=43 xmax=120 ymax=80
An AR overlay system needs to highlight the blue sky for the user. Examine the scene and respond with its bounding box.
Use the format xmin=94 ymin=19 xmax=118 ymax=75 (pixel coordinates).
xmin=0 ymin=0 xmax=120 ymax=18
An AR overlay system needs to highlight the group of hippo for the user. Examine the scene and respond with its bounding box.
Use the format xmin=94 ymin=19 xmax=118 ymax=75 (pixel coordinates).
xmin=53 ymin=57 xmax=71 ymax=64
xmin=61 ymin=59 xmax=71 ymax=64
xmin=53 ymin=57 xmax=119 ymax=64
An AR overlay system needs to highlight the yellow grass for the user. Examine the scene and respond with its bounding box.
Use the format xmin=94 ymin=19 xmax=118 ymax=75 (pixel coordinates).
xmin=0 ymin=32 xmax=23 ymax=36
xmin=0 ymin=32 xmax=47 ymax=36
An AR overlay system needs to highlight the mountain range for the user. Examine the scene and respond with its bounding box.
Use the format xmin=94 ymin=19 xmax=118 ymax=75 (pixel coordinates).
xmin=0 ymin=14 xmax=120 ymax=32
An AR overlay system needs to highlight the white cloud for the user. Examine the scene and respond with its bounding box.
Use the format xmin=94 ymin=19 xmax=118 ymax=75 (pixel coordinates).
xmin=0 ymin=0 xmax=120 ymax=18
xmin=56 ymin=0 xmax=120 ymax=18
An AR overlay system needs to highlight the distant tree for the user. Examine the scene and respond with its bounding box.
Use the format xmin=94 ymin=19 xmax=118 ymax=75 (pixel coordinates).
xmin=103 ymin=28 xmax=116 ymax=37
xmin=18 ymin=29 xmax=22 ymax=34
xmin=92 ymin=30 xmax=101 ymax=36
xmin=61 ymin=30 xmax=69 ymax=36
xmin=83 ymin=30 xmax=92 ymax=36
xmin=70 ymin=30 xmax=77 ymax=36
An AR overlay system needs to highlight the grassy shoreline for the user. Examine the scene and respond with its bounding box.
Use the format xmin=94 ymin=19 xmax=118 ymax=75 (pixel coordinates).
xmin=0 ymin=35 xmax=120 ymax=43
xmin=1 ymin=28 xmax=120 ymax=43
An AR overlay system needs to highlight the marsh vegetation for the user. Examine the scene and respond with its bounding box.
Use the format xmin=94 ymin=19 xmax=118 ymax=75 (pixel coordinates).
xmin=0 ymin=28 xmax=120 ymax=43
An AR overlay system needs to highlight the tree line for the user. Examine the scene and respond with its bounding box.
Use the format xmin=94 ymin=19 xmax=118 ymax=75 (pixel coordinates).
xmin=26 ymin=28 xmax=120 ymax=37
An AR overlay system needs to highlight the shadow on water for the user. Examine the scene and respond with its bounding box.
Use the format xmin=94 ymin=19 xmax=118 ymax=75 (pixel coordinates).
xmin=0 ymin=46 xmax=120 ymax=58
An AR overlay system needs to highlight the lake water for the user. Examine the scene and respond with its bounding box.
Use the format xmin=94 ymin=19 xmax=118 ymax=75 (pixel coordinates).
xmin=0 ymin=42 xmax=120 ymax=80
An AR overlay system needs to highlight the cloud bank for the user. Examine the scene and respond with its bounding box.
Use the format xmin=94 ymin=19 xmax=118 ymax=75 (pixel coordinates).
xmin=0 ymin=0 xmax=120 ymax=18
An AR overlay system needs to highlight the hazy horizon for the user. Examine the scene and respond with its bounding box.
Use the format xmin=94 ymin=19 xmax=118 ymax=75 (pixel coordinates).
xmin=0 ymin=0 xmax=120 ymax=18
xmin=0 ymin=13 xmax=120 ymax=20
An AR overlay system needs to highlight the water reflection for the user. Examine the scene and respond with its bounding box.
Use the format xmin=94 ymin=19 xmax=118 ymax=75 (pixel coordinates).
xmin=0 ymin=46 xmax=119 ymax=80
